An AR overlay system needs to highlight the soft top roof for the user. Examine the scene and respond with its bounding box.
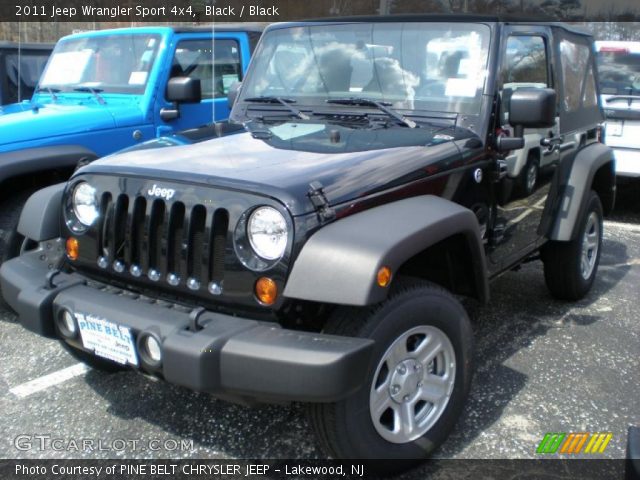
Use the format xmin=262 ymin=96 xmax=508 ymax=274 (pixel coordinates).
xmin=268 ymin=15 xmax=592 ymax=38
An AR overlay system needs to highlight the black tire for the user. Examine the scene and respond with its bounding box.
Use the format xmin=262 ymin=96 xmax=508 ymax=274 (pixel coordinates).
xmin=542 ymin=190 xmax=603 ymax=301
xmin=518 ymin=153 xmax=539 ymax=196
xmin=0 ymin=191 xmax=36 ymax=311
xmin=60 ymin=340 xmax=125 ymax=374
xmin=308 ymin=279 xmax=473 ymax=468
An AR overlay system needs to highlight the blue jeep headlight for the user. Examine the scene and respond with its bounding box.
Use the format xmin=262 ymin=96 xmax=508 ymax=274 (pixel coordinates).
xmin=71 ymin=182 xmax=99 ymax=229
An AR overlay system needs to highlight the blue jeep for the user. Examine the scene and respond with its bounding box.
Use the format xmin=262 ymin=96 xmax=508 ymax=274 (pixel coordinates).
xmin=0 ymin=25 xmax=262 ymax=274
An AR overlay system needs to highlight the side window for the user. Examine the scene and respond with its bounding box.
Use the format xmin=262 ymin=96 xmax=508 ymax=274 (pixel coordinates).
xmin=502 ymin=36 xmax=549 ymax=87
xmin=560 ymin=39 xmax=597 ymax=111
xmin=170 ymin=39 xmax=242 ymax=100
xmin=500 ymin=35 xmax=549 ymax=123
xmin=5 ymin=53 xmax=50 ymax=101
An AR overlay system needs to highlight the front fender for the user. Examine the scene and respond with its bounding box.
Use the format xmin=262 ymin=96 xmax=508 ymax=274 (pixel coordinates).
xmin=17 ymin=183 xmax=65 ymax=241
xmin=283 ymin=195 xmax=488 ymax=306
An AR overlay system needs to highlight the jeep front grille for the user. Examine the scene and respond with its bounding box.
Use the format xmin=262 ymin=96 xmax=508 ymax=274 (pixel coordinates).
xmin=97 ymin=193 xmax=229 ymax=289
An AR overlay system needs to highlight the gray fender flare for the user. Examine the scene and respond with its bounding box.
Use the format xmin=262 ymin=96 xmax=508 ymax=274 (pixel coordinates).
xmin=17 ymin=183 xmax=65 ymax=241
xmin=549 ymin=143 xmax=614 ymax=241
xmin=283 ymin=195 xmax=489 ymax=306
xmin=0 ymin=145 xmax=98 ymax=185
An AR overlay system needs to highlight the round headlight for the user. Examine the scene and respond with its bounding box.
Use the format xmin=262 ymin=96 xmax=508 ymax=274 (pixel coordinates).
xmin=247 ymin=207 xmax=288 ymax=261
xmin=72 ymin=182 xmax=99 ymax=227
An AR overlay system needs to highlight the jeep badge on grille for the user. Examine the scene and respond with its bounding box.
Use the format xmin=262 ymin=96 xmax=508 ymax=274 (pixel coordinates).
xmin=147 ymin=184 xmax=176 ymax=200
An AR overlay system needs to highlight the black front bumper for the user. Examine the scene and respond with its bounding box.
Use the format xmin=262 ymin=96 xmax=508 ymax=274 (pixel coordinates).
xmin=0 ymin=250 xmax=374 ymax=403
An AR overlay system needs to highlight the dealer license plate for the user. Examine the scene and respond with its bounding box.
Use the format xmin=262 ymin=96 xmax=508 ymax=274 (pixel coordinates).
xmin=76 ymin=313 xmax=138 ymax=366
xmin=607 ymin=121 xmax=623 ymax=136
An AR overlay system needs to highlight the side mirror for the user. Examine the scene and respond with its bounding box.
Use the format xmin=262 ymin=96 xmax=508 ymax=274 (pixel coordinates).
xmin=161 ymin=77 xmax=202 ymax=122
xmin=166 ymin=77 xmax=202 ymax=103
xmin=227 ymin=81 xmax=241 ymax=110
xmin=509 ymin=88 xmax=557 ymax=134
xmin=496 ymin=136 xmax=525 ymax=152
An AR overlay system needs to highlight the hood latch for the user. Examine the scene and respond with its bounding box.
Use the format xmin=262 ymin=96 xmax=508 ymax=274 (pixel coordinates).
xmin=308 ymin=181 xmax=335 ymax=221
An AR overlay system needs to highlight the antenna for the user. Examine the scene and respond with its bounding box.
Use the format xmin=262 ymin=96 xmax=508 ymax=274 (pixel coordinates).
xmin=18 ymin=22 xmax=22 ymax=101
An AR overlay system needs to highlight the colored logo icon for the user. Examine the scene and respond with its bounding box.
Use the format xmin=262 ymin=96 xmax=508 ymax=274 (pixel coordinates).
xmin=537 ymin=432 xmax=613 ymax=454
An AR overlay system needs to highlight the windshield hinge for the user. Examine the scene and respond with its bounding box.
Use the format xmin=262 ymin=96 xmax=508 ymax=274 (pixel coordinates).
xmin=307 ymin=181 xmax=335 ymax=221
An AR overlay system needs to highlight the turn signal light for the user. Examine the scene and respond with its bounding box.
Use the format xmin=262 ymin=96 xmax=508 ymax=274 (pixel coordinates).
xmin=66 ymin=237 xmax=79 ymax=260
xmin=377 ymin=266 xmax=392 ymax=287
xmin=255 ymin=277 xmax=278 ymax=305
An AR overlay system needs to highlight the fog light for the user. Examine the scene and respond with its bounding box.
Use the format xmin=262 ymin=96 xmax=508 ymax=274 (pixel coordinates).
xmin=66 ymin=237 xmax=79 ymax=261
xmin=377 ymin=266 xmax=392 ymax=287
xmin=57 ymin=309 xmax=78 ymax=338
xmin=255 ymin=277 xmax=277 ymax=305
xmin=167 ymin=273 xmax=180 ymax=286
xmin=113 ymin=260 xmax=125 ymax=273
xmin=145 ymin=336 xmax=162 ymax=363
xmin=187 ymin=277 xmax=200 ymax=290
xmin=62 ymin=311 xmax=77 ymax=334
xmin=137 ymin=333 xmax=163 ymax=368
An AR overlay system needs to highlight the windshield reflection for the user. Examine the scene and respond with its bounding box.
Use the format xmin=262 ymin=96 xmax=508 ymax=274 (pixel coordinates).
xmin=40 ymin=34 xmax=160 ymax=95
xmin=241 ymin=22 xmax=491 ymax=115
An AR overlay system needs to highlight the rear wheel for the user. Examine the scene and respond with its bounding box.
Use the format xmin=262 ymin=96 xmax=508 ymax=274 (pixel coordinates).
xmin=542 ymin=190 xmax=603 ymax=300
xmin=518 ymin=153 xmax=539 ymax=196
xmin=308 ymin=280 xmax=473 ymax=468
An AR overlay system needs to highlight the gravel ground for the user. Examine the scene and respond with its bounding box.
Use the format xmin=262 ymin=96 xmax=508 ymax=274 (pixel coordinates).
xmin=0 ymin=182 xmax=638 ymax=476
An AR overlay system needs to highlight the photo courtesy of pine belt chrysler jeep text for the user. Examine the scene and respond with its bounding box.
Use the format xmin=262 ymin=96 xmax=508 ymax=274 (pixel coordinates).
xmin=0 ymin=17 xmax=615 ymax=470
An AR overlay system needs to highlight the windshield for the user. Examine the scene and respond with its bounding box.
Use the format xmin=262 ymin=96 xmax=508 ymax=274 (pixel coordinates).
xmin=240 ymin=22 xmax=491 ymax=115
xmin=39 ymin=34 xmax=160 ymax=94
xmin=597 ymin=47 xmax=640 ymax=96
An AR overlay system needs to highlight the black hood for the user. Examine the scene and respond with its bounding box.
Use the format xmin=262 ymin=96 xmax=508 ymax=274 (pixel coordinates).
xmin=80 ymin=122 xmax=471 ymax=216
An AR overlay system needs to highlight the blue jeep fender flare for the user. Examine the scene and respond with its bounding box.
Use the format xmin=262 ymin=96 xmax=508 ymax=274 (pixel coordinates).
xmin=0 ymin=145 xmax=97 ymax=185
xmin=283 ymin=195 xmax=489 ymax=306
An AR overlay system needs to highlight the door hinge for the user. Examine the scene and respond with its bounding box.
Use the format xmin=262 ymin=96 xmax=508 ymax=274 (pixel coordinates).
xmin=491 ymin=159 xmax=508 ymax=182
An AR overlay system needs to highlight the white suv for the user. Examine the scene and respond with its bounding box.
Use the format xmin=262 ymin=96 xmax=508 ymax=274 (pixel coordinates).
xmin=596 ymin=41 xmax=640 ymax=178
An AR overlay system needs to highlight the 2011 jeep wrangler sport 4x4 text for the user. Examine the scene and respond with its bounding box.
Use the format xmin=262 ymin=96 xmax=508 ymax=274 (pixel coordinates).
xmin=0 ymin=17 xmax=615 ymax=466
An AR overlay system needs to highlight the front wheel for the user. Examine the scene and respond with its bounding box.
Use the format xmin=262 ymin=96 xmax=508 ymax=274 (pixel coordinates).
xmin=542 ymin=190 xmax=603 ymax=300
xmin=308 ymin=280 xmax=473 ymax=466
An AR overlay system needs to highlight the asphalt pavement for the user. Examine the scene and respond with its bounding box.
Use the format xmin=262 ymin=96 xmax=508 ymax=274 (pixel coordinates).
xmin=0 ymin=183 xmax=638 ymax=470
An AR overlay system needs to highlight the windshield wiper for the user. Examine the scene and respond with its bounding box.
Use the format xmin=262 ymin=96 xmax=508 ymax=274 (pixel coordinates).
xmin=326 ymin=97 xmax=417 ymax=129
xmin=244 ymin=96 xmax=310 ymax=120
xmin=35 ymin=86 xmax=60 ymax=101
xmin=73 ymin=86 xmax=106 ymax=105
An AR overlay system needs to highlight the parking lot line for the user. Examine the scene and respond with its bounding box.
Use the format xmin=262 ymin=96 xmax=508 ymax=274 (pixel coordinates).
xmin=9 ymin=363 xmax=89 ymax=398
xmin=604 ymin=220 xmax=640 ymax=233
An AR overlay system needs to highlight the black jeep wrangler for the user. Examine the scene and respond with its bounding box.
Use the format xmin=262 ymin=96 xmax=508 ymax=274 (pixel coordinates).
xmin=0 ymin=17 xmax=615 ymax=464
